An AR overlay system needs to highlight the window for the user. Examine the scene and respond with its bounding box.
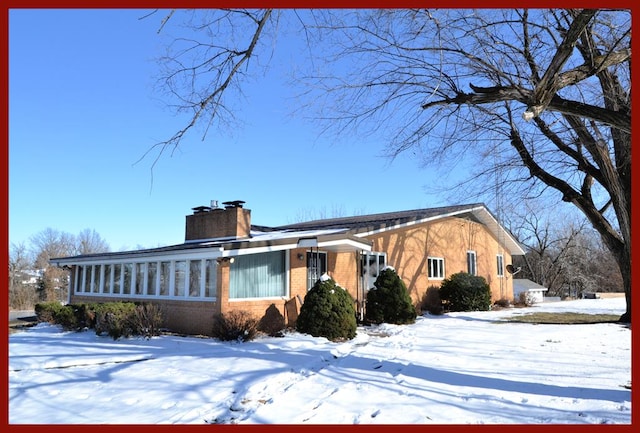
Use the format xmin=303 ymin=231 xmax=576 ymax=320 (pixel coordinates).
xmin=134 ymin=263 xmax=145 ymax=295
xmin=146 ymin=262 xmax=157 ymax=295
xmin=205 ymin=259 xmax=217 ymax=298
xmin=71 ymin=257 xmax=219 ymax=300
xmin=159 ymin=261 xmax=171 ymax=296
xmin=427 ymin=257 xmax=445 ymax=279
xmin=496 ymin=255 xmax=504 ymax=277
xmin=122 ymin=264 xmax=132 ymax=295
xmin=361 ymin=252 xmax=387 ymax=290
xmin=103 ymin=264 xmax=112 ymax=294
xmin=467 ymin=251 xmax=477 ymax=276
xmin=230 ymin=251 xmax=286 ymax=298
xmin=174 ymin=261 xmax=186 ymax=297
xmin=83 ymin=265 xmax=91 ymax=293
xmin=113 ymin=264 xmax=121 ymax=294
xmin=90 ymin=265 xmax=99 ymax=293
xmin=189 ymin=260 xmax=202 ymax=297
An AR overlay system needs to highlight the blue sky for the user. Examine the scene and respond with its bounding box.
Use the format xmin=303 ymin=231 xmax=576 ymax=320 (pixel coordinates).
xmin=9 ymin=8 xmax=454 ymax=252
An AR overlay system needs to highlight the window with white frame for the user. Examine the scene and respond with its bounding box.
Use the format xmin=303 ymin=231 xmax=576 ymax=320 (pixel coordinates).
xmin=113 ymin=264 xmax=122 ymax=294
xmin=230 ymin=251 xmax=287 ymax=299
xmin=103 ymin=264 xmax=112 ymax=294
xmin=122 ymin=264 xmax=132 ymax=295
xmin=204 ymin=259 xmax=217 ymax=298
xmin=467 ymin=251 xmax=477 ymax=276
xmin=189 ymin=260 xmax=202 ymax=297
xmin=360 ymin=251 xmax=387 ymax=291
xmin=146 ymin=262 xmax=157 ymax=296
xmin=71 ymin=258 xmax=219 ymax=301
xmin=427 ymin=257 xmax=445 ymax=279
xmin=496 ymin=254 xmax=504 ymax=277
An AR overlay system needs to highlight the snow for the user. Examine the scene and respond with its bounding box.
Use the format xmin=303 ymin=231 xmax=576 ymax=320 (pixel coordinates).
xmin=8 ymin=297 xmax=631 ymax=424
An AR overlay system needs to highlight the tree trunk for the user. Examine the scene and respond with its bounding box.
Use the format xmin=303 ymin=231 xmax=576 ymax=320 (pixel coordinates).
xmin=612 ymin=242 xmax=631 ymax=323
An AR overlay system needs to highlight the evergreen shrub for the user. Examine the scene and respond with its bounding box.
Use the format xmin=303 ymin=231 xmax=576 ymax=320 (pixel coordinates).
xmin=365 ymin=267 xmax=417 ymax=324
xmin=52 ymin=305 xmax=79 ymax=330
xmin=94 ymin=302 xmax=138 ymax=339
xmin=35 ymin=301 xmax=162 ymax=339
xmin=35 ymin=301 xmax=65 ymax=324
xmin=296 ymin=275 xmax=357 ymax=341
xmin=439 ymin=272 xmax=492 ymax=312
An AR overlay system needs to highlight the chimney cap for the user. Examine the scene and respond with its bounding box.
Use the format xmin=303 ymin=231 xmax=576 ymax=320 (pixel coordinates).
xmin=192 ymin=206 xmax=211 ymax=214
xmin=222 ymin=200 xmax=246 ymax=209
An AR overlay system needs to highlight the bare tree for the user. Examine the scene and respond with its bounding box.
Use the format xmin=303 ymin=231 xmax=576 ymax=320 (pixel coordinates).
xmin=30 ymin=228 xmax=76 ymax=302
xmin=9 ymin=242 xmax=38 ymax=310
xmin=75 ymin=228 xmax=111 ymax=256
xmin=29 ymin=228 xmax=111 ymax=302
xmin=508 ymin=202 xmax=622 ymax=298
xmin=149 ymin=9 xmax=631 ymax=322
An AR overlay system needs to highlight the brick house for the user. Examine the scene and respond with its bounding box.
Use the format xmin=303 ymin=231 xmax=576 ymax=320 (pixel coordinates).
xmin=50 ymin=201 xmax=525 ymax=335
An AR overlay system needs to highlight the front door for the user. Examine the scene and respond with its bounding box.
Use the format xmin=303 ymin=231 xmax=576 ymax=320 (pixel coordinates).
xmin=361 ymin=252 xmax=386 ymax=291
xmin=307 ymin=251 xmax=327 ymax=290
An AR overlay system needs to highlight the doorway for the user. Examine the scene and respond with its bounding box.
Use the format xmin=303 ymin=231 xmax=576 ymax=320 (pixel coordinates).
xmin=307 ymin=251 xmax=327 ymax=290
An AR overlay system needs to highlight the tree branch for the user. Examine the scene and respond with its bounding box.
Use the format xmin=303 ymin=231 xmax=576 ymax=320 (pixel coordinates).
xmin=422 ymin=83 xmax=630 ymax=133
xmin=524 ymin=9 xmax=597 ymax=119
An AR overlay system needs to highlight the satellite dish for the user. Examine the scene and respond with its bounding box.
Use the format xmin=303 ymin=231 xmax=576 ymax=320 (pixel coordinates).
xmin=506 ymin=264 xmax=522 ymax=275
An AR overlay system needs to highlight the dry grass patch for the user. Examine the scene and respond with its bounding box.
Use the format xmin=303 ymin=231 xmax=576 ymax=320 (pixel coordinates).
xmin=504 ymin=312 xmax=620 ymax=324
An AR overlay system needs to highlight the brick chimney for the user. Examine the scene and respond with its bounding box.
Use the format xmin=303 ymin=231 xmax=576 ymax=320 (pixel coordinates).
xmin=185 ymin=200 xmax=251 ymax=241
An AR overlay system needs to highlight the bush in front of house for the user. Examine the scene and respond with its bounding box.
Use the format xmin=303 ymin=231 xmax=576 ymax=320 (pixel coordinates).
xmin=420 ymin=285 xmax=444 ymax=315
xmin=35 ymin=302 xmax=79 ymax=330
xmin=212 ymin=310 xmax=259 ymax=342
xmin=35 ymin=301 xmax=163 ymax=339
xmin=94 ymin=302 xmax=138 ymax=339
xmin=439 ymin=272 xmax=492 ymax=312
xmin=128 ymin=303 xmax=164 ymax=339
xmin=73 ymin=302 xmax=101 ymax=329
xmin=493 ymin=297 xmax=512 ymax=309
xmin=35 ymin=301 xmax=65 ymax=324
xmin=296 ymin=275 xmax=357 ymax=341
xmin=365 ymin=267 xmax=417 ymax=325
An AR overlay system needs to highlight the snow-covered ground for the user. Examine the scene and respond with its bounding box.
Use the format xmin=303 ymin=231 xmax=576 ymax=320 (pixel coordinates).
xmin=8 ymin=297 xmax=631 ymax=424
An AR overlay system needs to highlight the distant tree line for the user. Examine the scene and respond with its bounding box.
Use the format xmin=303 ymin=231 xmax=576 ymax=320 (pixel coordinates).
xmin=9 ymin=228 xmax=110 ymax=310
xmin=507 ymin=203 xmax=622 ymax=298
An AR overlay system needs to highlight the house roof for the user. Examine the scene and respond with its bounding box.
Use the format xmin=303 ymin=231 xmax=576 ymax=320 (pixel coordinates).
xmin=50 ymin=228 xmax=372 ymax=265
xmin=50 ymin=202 xmax=524 ymax=265
xmin=274 ymin=203 xmax=525 ymax=255
xmin=513 ymin=279 xmax=548 ymax=291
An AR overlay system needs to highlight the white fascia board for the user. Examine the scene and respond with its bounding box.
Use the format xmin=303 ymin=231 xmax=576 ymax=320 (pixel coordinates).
xmin=51 ymin=247 xmax=225 ymax=266
xmin=318 ymin=238 xmax=372 ymax=252
xmin=471 ymin=208 xmax=526 ymax=256
xmin=224 ymin=243 xmax=300 ymax=257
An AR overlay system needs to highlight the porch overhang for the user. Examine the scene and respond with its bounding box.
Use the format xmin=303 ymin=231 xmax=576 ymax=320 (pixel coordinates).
xmin=315 ymin=233 xmax=372 ymax=253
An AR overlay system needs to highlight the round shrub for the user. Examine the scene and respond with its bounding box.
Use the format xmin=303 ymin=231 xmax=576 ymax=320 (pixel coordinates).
xmin=212 ymin=310 xmax=259 ymax=342
xmin=296 ymin=275 xmax=357 ymax=341
xmin=35 ymin=301 xmax=65 ymax=324
xmin=53 ymin=305 xmax=79 ymax=330
xmin=439 ymin=272 xmax=492 ymax=312
xmin=365 ymin=267 xmax=417 ymax=324
xmin=94 ymin=302 xmax=137 ymax=340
